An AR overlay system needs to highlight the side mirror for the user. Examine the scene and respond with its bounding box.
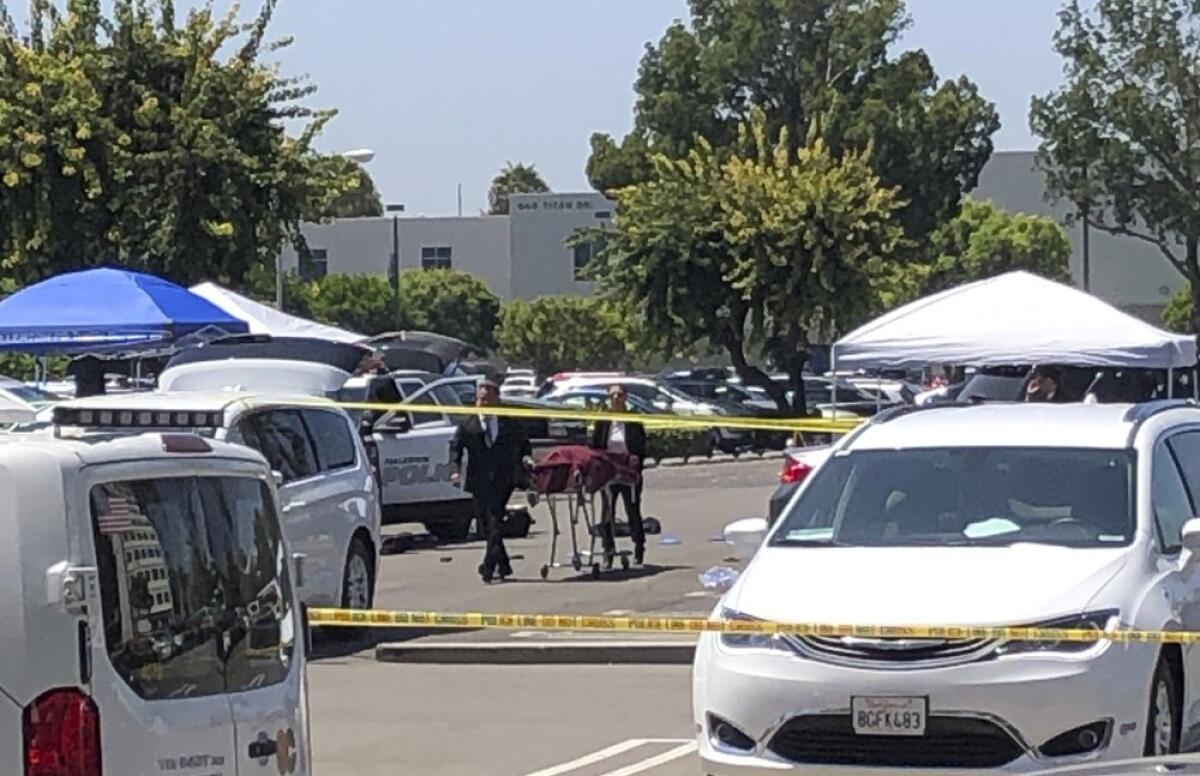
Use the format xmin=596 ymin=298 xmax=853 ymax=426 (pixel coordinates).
xmin=271 ymin=470 xmax=284 ymax=488
xmin=724 ymin=517 xmax=769 ymax=559
xmin=1183 ymin=519 xmax=1200 ymax=555
xmin=386 ymin=415 xmax=413 ymax=433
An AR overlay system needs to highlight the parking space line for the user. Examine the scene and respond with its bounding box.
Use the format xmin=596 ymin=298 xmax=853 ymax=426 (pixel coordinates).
xmin=594 ymin=742 xmax=698 ymax=776
xmin=521 ymin=739 xmax=650 ymax=776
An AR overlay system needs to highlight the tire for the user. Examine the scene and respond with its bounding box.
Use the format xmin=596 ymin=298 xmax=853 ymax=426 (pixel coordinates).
xmin=340 ymin=537 xmax=375 ymax=611
xmin=1145 ymin=655 xmax=1182 ymax=756
xmin=427 ymin=518 xmax=472 ymax=543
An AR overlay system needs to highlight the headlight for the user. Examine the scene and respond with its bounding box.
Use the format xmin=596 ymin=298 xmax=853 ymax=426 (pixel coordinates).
xmin=994 ymin=610 xmax=1119 ymax=656
xmin=718 ymin=608 xmax=785 ymax=650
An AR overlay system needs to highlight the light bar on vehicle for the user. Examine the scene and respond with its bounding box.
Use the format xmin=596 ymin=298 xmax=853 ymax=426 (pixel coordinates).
xmin=53 ymin=407 xmax=225 ymax=429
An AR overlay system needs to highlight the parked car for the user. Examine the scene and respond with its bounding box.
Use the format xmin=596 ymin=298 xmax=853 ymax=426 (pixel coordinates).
xmin=766 ymin=444 xmax=832 ymax=524
xmin=697 ymin=400 xmax=1200 ymax=773
xmin=540 ymin=374 xmax=752 ymax=452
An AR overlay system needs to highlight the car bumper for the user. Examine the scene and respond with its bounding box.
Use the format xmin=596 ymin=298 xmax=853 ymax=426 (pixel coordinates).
xmin=693 ymin=633 xmax=1154 ymax=774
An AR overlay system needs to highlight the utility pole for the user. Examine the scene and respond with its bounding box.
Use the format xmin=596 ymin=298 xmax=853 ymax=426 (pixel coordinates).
xmin=387 ymin=203 xmax=405 ymax=329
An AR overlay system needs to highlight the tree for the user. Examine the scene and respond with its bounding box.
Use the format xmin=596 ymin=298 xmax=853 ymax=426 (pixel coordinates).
xmin=0 ymin=0 xmax=354 ymax=288
xmin=301 ymin=274 xmax=394 ymax=335
xmin=1031 ymin=0 xmax=1200 ymax=331
xmin=318 ymin=158 xmax=383 ymax=219
xmin=1163 ymin=285 xmax=1193 ymax=333
xmin=487 ymin=161 xmax=549 ymax=215
xmin=587 ymin=0 xmax=998 ymax=244
xmin=594 ymin=113 xmax=905 ymax=414
xmin=906 ymin=199 xmax=1073 ymax=299
xmin=398 ymin=269 xmax=501 ymax=349
xmin=495 ymin=296 xmax=639 ymax=376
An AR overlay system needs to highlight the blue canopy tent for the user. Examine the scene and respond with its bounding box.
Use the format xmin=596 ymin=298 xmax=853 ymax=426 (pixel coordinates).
xmin=0 ymin=268 xmax=249 ymax=355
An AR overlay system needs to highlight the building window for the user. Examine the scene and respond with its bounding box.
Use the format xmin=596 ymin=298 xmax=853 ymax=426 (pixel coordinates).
xmin=573 ymin=237 xmax=606 ymax=280
xmin=299 ymin=247 xmax=328 ymax=281
xmin=594 ymin=211 xmax=611 ymax=220
xmin=421 ymin=246 xmax=452 ymax=270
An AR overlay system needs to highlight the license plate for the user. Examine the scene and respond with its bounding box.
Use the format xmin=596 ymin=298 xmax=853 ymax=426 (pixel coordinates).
xmin=851 ymin=696 xmax=927 ymax=736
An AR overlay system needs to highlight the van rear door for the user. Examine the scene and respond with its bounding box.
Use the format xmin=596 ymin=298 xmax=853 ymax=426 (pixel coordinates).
xmin=213 ymin=477 xmax=310 ymax=776
xmin=81 ymin=461 xmax=273 ymax=776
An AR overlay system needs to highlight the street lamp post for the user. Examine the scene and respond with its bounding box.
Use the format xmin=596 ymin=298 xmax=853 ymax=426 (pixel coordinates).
xmin=387 ymin=203 xmax=405 ymax=329
xmin=275 ymin=147 xmax=378 ymax=310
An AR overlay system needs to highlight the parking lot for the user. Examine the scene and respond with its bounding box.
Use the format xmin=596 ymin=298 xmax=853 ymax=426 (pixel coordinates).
xmin=308 ymin=457 xmax=780 ymax=774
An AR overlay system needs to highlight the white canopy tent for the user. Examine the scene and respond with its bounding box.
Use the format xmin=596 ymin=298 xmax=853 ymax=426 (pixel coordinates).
xmin=834 ymin=271 xmax=1197 ymax=371
xmin=189 ymin=282 xmax=365 ymax=345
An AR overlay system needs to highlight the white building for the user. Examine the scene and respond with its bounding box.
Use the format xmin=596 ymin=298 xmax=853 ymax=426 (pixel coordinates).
xmin=279 ymin=191 xmax=612 ymax=300
xmin=280 ymin=159 xmax=1185 ymax=320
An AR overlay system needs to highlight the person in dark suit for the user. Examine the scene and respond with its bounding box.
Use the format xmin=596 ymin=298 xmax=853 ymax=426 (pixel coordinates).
xmin=451 ymin=377 xmax=533 ymax=583
xmin=591 ymin=385 xmax=648 ymax=566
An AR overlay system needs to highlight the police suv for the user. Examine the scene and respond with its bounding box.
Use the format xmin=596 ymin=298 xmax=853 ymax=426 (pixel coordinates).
xmin=0 ymin=424 xmax=310 ymax=776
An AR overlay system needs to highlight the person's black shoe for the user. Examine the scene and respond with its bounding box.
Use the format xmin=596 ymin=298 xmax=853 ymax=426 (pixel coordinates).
xmin=499 ymin=565 xmax=514 ymax=579
xmin=478 ymin=563 xmax=494 ymax=584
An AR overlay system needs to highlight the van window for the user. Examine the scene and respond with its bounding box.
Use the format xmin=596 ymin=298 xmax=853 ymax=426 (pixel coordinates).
xmin=90 ymin=476 xmax=295 ymax=700
xmin=303 ymin=410 xmax=357 ymax=471
xmin=238 ymin=410 xmax=319 ymax=483
xmin=1153 ymin=440 xmax=1193 ymax=553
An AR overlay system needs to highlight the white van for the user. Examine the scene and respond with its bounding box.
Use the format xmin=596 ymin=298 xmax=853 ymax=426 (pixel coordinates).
xmin=0 ymin=428 xmax=309 ymax=776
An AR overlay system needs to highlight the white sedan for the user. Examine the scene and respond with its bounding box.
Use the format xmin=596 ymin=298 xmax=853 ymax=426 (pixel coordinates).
xmin=695 ymin=402 xmax=1200 ymax=774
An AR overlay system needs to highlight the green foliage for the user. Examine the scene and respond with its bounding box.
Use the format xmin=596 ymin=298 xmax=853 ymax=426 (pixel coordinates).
xmin=1031 ymin=0 xmax=1200 ymax=330
xmin=495 ymin=296 xmax=641 ymax=376
xmin=298 ymin=274 xmax=395 ymax=335
xmin=588 ymin=0 xmax=998 ymax=242
xmin=644 ymin=426 xmax=711 ymax=464
xmin=594 ymin=112 xmax=905 ymax=413
xmin=1164 ymin=285 xmax=1194 ymax=334
xmin=0 ymin=0 xmax=353 ymax=288
xmin=319 ymin=159 xmax=383 ymax=219
xmin=487 ymin=161 xmax=549 ymax=215
xmin=898 ymin=200 xmax=1073 ymax=300
xmin=397 ymin=269 xmax=501 ymax=348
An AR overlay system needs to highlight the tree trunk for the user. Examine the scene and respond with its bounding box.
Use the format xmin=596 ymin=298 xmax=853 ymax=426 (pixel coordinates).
xmin=786 ymin=354 xmax=810 ymax=417
xmin=726 ymin=336 xmax=790 ymax=412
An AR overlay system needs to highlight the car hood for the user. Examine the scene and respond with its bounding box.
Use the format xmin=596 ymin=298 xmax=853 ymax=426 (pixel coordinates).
xmin=728 ymin=545 xmax=1129 ymax=626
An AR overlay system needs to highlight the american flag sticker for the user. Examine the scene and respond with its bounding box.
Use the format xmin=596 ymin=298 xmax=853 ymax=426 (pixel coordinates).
xmin=97 ymin=495 xmax=135 ymax=535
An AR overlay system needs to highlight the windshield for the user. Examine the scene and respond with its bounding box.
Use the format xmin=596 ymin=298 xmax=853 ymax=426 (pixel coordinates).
xmin=3 ymin=385 xmax=59 ymax=405
xmin=771 ymin=447 xmax=1135 ymax=549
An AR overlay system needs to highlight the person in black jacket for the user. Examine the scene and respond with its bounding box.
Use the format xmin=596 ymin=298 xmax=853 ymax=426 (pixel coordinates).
xmin=591 ymin=385 xmax=648 ymax=566
xmin=451 ymin=377 xmax=533 ymax=583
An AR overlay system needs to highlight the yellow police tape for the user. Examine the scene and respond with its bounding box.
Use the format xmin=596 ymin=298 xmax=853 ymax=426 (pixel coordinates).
xmin=286 ymin=397 xmax=865 ymax=436
xmin=306 ymin=608 xmax=1196 ymax=645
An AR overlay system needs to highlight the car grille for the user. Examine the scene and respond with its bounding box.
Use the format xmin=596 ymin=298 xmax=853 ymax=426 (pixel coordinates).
xmin=783 ymin=634 xmax=997 ymax=669
xmin=767 ymin=715 xmax=1024 ymax=768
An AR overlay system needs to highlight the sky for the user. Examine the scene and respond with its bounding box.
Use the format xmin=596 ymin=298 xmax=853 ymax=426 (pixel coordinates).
xmin=11 ymin=0 xmax=1080 ymax=216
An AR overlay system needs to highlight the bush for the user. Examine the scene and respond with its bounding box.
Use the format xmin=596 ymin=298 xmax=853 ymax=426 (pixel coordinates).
xmin=398 ymin=269 xmax=501 ymax=349
xmin=495 ymin=296 xmax=637 ymax=375
xmin=645 ymin=426 xmax=711 ymax=463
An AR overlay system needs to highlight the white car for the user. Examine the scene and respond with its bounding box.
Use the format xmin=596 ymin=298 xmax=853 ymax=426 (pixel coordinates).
xmin=0 ymin=425 xmax=309 ymax=775
xmin=47 ymin=391 xmax=382 ymax=612
xmin=696 ymin=400 xmax=1200 ymax=773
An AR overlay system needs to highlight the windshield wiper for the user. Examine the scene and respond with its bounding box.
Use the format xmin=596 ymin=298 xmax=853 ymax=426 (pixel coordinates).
xmin=773 ymin=538 xmax=849 ymax=548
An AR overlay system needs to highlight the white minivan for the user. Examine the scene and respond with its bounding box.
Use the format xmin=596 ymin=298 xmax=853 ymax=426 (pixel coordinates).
xmin=0 ymin=427 xmax=309 ymax=776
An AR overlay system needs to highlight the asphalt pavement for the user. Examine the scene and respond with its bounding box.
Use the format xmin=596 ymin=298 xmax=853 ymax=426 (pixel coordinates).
xmin=331 ymin=457 xmax=781 ymax=652
xmin=306 ymin=458 xmax=781 ymax=774
xmin=309 ymin=657 xmax=696 ymax=776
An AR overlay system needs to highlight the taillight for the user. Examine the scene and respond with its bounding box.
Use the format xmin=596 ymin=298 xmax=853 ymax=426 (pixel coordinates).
xmin=780 ymin=457 xmax=813 ymax=485
xmin=24 ymin=688 xmax=101 ymax=776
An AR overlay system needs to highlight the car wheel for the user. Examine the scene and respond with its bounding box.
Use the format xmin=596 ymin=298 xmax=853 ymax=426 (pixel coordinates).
xmin=341 ymin=537 xmax=375 ymax=611
xmin=1145 ymin=656 xmax=1182 ymax=756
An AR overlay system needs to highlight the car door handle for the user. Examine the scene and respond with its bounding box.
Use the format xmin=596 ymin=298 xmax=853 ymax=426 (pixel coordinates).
xmin=248 ymin=738 xmax=278 ymax=759
xmin=282 ymin=500 xmax=309 ymax=512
